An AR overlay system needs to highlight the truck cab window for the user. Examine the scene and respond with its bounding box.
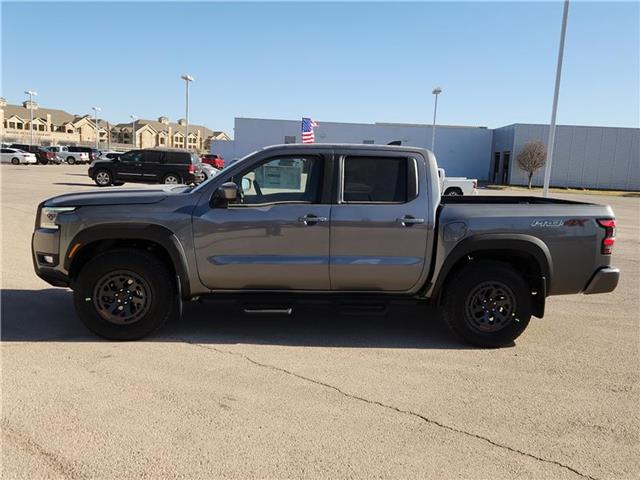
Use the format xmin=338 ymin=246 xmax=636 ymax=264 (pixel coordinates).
xmin=232 ymin=156 xmax=322 ymax=206
xmin=342 ymin=156 xmax=408 ymax=203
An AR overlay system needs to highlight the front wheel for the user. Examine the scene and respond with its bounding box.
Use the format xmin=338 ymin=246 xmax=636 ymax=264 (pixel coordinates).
xmin=73 ymin=249 xmax=177 ymax=340
xmin=66 ymin=156 xmax=76 ymax=165
xmin=441 ymin=261 xmax=531 ymax=347
xmin=94 ymin=169 xmax=113 ymax=187
xmin=444 ymin=188 xmax=463 ymax=196
xmin=11 ymin=157 xmax=20 ymax=165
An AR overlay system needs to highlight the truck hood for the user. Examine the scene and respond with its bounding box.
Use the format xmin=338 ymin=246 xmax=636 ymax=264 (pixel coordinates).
xmin=43 ymin=186 xmax=185 ymax=207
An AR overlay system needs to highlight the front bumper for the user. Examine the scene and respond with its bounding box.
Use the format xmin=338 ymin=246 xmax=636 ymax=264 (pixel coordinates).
xmin=583 ymin=267 xmax=620 ymax=294
xmin=32 ymin=228 xmax=70 ymax=288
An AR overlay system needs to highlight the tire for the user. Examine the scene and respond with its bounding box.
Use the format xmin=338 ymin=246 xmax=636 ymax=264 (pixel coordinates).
xmin=441 ymin=261 xmax=532 ymax=348
xmin=444 ymin=188 xmax=463 ymax=196
xmin=67 ymin=156 xmax=76 ymax=165
xmin=40 ymin=160 xmax=49 ymax=165
xmin=11 ymin=157 xmax=20 ymax=165
xmin=162 ymin=173 xmax=181 ymax=184
xmin=73 ymin=249 xmax=177 ymax=340
xmin=94 ymin=169 xmax=113 ymax=187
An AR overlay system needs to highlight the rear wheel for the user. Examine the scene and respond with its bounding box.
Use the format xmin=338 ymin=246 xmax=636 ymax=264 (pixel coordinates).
xmin=67 ymin=156 xmax=76 ymax=165
xmin=442 ymin=261 xmax=531 ymax=347
xmin=11 ymin=157 xmax=20 ymax=165
xmin=94 ymin=169 xmax=113 ymax=187
xmin=162 ymin=173 xmax=181 ymax=184
xmin=444 ymin=187 xmax=463 ymax=196
xmin=73 ymin=249 xmax=177 ymax=340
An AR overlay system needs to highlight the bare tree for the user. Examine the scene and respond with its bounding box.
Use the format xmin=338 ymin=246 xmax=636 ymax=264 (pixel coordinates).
xmin=517 ymin=140 xmax=547 ymax=189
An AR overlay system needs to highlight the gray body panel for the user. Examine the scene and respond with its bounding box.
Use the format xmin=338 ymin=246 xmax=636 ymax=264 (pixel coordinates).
xmin=32 ymin=143 xmax=617 ymax=302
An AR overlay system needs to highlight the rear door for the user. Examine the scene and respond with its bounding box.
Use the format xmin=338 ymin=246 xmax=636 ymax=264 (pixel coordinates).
xmin=142 ymin=150 xmax=164 ymax=182
xmin=330 ymin=151 xmax=431 ymax=291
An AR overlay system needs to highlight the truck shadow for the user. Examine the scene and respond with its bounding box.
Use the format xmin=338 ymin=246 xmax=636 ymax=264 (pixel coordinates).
xmin=1 ymin=289 xmax=469 ymax=349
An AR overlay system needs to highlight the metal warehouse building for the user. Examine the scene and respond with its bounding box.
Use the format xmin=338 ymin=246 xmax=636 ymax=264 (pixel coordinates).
xmin=213 ymin=118 xmax=640 ymax=191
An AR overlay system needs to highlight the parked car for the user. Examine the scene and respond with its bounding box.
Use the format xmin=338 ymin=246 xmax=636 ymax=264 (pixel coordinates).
xmin=1 ymin=148 xmax=37 ymax=165
xmin=88 ymin=148 xmax=202 ymax=186
xmin=32 ymin=144 xmax=619 ymax=346
xmin=67 ymin=146 xmax=99 ymax=162
xmin=438 ymin=168 xmax=478 ymax=195
xmin=198 ymin=162 xmax=220 ymax=182
xmin=201 ymin=153 xmax=225 ymax=169
xmin=10 ymin=144 xmax=62 ymax=164
xmin=46 ymin=146 xmax=90 ymax=164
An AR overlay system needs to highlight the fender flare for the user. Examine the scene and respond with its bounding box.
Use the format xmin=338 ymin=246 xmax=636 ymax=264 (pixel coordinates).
xmin=430 ymin=233 xmax=553 ymax=299
xmin=64 ymin=223 xmax=191 ymax=297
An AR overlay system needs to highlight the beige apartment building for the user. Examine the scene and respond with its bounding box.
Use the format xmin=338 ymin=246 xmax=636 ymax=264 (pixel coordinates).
xmin=0 ymin=97 xmax=229 ymax=152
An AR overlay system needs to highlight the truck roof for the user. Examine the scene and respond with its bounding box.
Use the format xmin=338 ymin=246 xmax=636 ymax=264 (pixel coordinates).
xmin=259 ymin=143 xmax=432 ymax=155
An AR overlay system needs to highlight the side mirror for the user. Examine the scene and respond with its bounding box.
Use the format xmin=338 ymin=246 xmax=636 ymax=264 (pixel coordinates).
xmin=241 ymin=177 xmax=252 ymax=192
xmin=218 ymin=182 xmax=239 ymax=201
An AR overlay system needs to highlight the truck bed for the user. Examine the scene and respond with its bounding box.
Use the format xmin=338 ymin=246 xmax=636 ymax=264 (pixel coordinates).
xmin=440 ymin=195 xmax=592 ymax=205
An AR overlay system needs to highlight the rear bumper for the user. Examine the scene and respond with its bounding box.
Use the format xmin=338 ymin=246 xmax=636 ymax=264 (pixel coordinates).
xmin=583 ymin=267 xmax=620 ymax=294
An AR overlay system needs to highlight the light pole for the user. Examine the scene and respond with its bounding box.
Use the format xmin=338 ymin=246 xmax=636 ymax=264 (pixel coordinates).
xmin=92 ymin=106 xmax=101 ymax=151
xmin=543 ymin=0 xmax=570 ymax=197
xmin=431 ymin=86 xmax=442 ymax=154
xmin=24 ymin=90 xmax=38 ymax=146
xmin=130 ymin=114 xmax=138 ymax=148
xmin=181 ymin=74 xmax=194 ymax=150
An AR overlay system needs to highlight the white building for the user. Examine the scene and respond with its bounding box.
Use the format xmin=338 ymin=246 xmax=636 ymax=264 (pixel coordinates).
xmin=213 ymin=117 xmax=640 ymax=190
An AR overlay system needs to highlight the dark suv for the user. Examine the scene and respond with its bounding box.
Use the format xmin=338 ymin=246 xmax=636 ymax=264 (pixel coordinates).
xmin=88 ymin=148 xmax=201 ymax=186
xmin=68 ymin=146 xmax=99 ymax=161
xmin=9 ymin=144 xmax=61 ymax=164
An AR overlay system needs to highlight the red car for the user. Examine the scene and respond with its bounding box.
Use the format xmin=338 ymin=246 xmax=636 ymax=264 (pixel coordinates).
xmin=201 ymin=154 xmax=224 ymax=169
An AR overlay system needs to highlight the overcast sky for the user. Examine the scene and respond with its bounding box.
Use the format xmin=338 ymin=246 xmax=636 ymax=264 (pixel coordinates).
xmin=2 ymin=1 xmax=638 ymax=136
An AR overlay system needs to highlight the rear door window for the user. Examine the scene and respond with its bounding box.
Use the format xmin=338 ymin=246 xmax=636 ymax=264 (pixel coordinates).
xmin=342 ymin=156 xmax=408 ymax=203
xmin=144 ymin=150 xmax=163 ymax=163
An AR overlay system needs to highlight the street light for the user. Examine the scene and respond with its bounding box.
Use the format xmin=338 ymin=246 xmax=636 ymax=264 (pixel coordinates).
xmin=130 ymin=114 xmax=138 ymax=148
xmin=92 ymin=106 xmax=101 ymax=151
xmin=181 ymin=74 xmax=194 ymax=150
xmin=431 ymin=87 xmax=442 ymax=154
xmin=24 ymin=90 xmax=38 ymax=146
xmin=543 ymin=0 xmax=570 ymax=197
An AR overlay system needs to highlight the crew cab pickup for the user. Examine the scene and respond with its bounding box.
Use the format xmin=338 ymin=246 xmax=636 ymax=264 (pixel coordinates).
xmin=438 ymin=168 xmax=478 ymax=195
xmin=46 ymin=146 xmax=90 ymax=164
xmin=32 ymin=144 xmax=619 ymax=346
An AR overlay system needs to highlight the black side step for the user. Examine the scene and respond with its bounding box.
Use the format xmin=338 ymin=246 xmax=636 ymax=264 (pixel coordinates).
xmin=242 ymin=304 xmax=293 ymax=315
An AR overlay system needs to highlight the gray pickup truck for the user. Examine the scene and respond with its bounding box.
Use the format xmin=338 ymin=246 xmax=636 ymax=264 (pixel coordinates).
xmin=32 ymin=144 xmax=620 ymax=347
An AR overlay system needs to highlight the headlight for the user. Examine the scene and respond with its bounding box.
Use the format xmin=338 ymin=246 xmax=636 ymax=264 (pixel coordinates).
xmin=39 ymin=207 xmax=76 ymax=229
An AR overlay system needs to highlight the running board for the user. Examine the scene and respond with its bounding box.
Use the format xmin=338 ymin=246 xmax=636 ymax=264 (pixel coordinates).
xmin=242 ymin=305 xmax=293 ymax=315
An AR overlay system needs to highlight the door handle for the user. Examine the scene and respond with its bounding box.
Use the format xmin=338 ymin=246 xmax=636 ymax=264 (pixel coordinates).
xmin=397 ymin=216 xmax=425 ymax=227
xmin=298 ymin=214 xmax=328 ymax=225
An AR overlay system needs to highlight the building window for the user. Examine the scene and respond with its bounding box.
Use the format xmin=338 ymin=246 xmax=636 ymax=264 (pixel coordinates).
xmin=17 ymin=123 xmax=23 ymax=130
xmin=9 ymin=122 xmax=15 ymax=128
xmin=159 ymin=137 xmax=165 ymax=145
xmin=284 ymin=135 xmax=296 ymax=144
xmin=363 ymin=140 xmax=374 ymax=144
xmin=39 ymin=124 xmax=45 ymax=131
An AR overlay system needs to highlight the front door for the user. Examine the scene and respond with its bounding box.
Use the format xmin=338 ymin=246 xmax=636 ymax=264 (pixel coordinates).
xmin=193 ymin=152 xmax=331 ymax=290
xmin=115 ymin=150 xmax=144 ymax=181
xmin=330 ymin=153 xmax=430 ymax=291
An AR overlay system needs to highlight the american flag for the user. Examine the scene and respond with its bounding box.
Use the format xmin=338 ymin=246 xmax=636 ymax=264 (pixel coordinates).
xmin=301 ymin=117 xmax=319 ymax=143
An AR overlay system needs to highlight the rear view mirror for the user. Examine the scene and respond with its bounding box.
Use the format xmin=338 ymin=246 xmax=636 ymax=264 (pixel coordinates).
xmin=218 ymin=182 xmax=239 ymax=201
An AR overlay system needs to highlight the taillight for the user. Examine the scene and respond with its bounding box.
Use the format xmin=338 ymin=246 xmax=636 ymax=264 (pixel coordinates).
xmin=597 ymin=219 xmax=616 ymax=254
xmin=188 ymin=164 xmax=196 ymax=174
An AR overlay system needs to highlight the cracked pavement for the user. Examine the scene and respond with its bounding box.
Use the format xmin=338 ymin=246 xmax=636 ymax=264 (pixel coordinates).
xmin=2 ymin=165 xmax=639 ymax=479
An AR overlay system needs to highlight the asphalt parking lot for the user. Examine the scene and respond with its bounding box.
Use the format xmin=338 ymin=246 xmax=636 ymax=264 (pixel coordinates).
xmin=1 ymin=164 xmax=638 ymax=479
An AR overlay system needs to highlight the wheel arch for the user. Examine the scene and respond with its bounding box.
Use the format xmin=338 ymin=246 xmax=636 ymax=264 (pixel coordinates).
xmin=65 ymin=223 xmax=191 ymax=298
xmin=430 ymin=234 xmax=552 ymax=318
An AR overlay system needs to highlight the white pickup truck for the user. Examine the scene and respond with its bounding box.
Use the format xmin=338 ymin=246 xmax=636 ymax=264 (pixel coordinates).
xmin=438 ymin=168 xmax=478 ymax=196
xmin=46 ymin=146 xmax=90 ymax=165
